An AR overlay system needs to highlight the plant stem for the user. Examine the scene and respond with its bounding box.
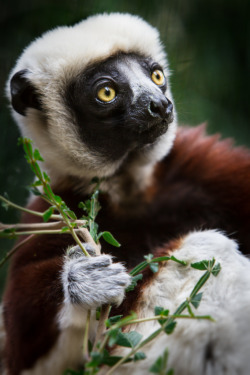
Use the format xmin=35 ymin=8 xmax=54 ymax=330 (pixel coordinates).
xmin=65 ymin=218 xmax=90 ymax=257
xmin=0 ymin=195 xmax=61 ymax=220
xmin=83 ymin=310 xmax=91 ymax=362
xmin=0 ymin=220 xmax=87 ymax=232
xmin=93 ymin=304 xmax=110 ymax=351
xmin=0 ymin=234 xmax=36 ymax=267
xmin=106 ymin=266 xmax=216 ymax=375
xmin=115 ymin=314 xmax=214 ymax=327
xmin=0 ymin=221 xmax=64 ymax=231
xmin=1 ymin=229 xmax=72 ymax=236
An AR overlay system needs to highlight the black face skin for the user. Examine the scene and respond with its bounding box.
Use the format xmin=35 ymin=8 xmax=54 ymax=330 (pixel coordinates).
xmin=65 ymin=53 xmax=174 ymax=162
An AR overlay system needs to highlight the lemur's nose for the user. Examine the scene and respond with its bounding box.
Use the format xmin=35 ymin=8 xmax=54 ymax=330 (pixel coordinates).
xmin=149 ymin=97 xmax=173 ymax=119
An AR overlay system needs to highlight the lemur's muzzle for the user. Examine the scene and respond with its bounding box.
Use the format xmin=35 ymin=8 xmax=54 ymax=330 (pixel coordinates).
xmin=148 ymin=96 xmax=173 ymax=122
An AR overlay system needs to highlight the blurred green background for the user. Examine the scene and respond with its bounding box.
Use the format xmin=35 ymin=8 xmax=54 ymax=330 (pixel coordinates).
xmin=0 ymin=0 xmax=249 ymax=296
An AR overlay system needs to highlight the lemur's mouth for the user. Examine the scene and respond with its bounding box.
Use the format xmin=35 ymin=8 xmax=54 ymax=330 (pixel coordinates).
xmin=136 ymin=117 xmax=172 ymax=145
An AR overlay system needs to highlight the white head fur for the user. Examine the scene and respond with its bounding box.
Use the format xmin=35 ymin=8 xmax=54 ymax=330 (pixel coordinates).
xmin=6 ymin=13 xmax=177 ymax=192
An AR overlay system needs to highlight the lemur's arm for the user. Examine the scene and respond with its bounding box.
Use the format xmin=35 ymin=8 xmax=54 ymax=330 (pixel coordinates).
xmin=3 ymin=232 xmax=131 ymax=374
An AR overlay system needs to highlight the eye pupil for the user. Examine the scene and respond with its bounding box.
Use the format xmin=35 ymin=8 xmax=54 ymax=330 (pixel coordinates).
xmin=104 ymin=87 xmax=111 ymax=96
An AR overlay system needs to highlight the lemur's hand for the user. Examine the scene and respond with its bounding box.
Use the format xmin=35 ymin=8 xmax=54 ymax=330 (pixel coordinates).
xmin=62 ymin=244 xmax=131 ymax=309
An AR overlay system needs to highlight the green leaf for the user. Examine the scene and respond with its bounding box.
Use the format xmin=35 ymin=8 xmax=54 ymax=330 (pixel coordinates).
xmin=34 ymin=149 xmax=44 ymax=162
xmin=78 ymin=201 xmax=86 ymax=210
xmin=126 ymin=273 xmax=143 ymax=292
xmin=191 ymin=260 xmax=210 ymax=271
xmin=43 ymin=184 xmax=55 ymax=199
xmin=1 ymin=228 xmax=16 ymax=234
xmin=134 ymin=352 xmax=146 ymax=361
xmin=17 ymin=137 xmax=24 ymax=146
xmin=42 ymin=206 xmax=54 ymax=222
xmin=191 ymin=292 xmax=203 ymax=309
xmin=150 ymin=356 xmax=163 ymax=373
xmin=30 ymin=187 xmax=42 ymax=196
xmin=170 ymin=255 xmax=187 ymax=266
xmin=212 ymin=263 xmax=221 ymax=276
xmin=54 ymin=195 xmax=63 ymax=204
xmin=114 ymin=330 xmax=133 ymax=348
xmin=149 ymin=262 xmax=159 ymax=273
xmin=112 ymin=312 xmax=137 ymax=329
xmin=129 ymin=261 xmax=148 ymax=276
xmin=98 ymin=231 xmax=121 ymax=247
xmin=107 ymin=328 xmax=120 ymax=347
xmin=151 ymin=256 xmax=171 ymax=263
xmin=144 ymin=253 xmax=154 ymax=262
xmin=88 ymin=339 xmax=93 ymax=354
xmin=101 ymin=350 xmax=133 ymax=366
xmin=189 ymin=271 xmax=210 ymax=299
xmin=29 ymin=163 xmax=38 ymax=176
xmin=164 ymin=320 xmax=177 ymax=335
xmin=31 ymin=180 xmax=43 ymax=187
xmin=149 ymin=349 xmax=169 ymax=374
xmin=0 ymin=228 xmax=17 ymax=239
xmin=33 ymin=162 xmax=43 ymax=180
xmin=154 ymin=306 xmax=169 ymax=326
xmin=66 ymin=210 xmax=77 ymax=220
xmin=95 ymin=307 xmax=101 ymax=321
xmin=22 ymin=139 xmax=33 ymax=158
xmin=86 ymin=352 xmax=103 ymax=368
xmin=102 ymin=355 xmax=123 ymax=366
xmin=106 ymin=315 xmax=123 ymax=327
xmin=61 ymin=226 xmax=69 ymax=233
xmin=116 ymin=331 xmax=142 ymax=348
xmin=43 ymin=171 xmax=50 ymax=183
xmin=89 ymin=221 xmax=99 ymax=243
xmin=84 ymin=200 xmax=91 ymax=213
xmin=191 ymin=258 xmax=215 ymax=271
xmin=1 ymin=200 xmax=9 ymax=210
xmin=154 ymin=306 xmax=165 ymax=316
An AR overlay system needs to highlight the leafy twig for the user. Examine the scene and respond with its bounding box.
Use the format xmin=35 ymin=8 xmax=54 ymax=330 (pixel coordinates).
xmin=93 ymin=305 xmax=111 ymax=351
xmin=0 ymin=195 xmax=61 ymax=220
xmin=103 ymin=258 xmax=221 ymax=375
xmin=0 ymin=234 xmax=36 ymax=268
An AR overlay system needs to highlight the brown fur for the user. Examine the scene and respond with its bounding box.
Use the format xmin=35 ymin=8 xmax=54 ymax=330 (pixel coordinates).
xmin=3 ymin=125 xmax=250 ymax=373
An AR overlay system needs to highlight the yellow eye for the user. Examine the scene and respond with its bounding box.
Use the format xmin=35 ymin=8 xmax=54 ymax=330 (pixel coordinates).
xmin=97 ymin=86 xmax=116 ymax=102
xmin=151 ymin=69 xmax=165 ymax=86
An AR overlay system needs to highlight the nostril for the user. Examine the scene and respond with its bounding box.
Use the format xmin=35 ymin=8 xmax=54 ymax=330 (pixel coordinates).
xmin=149 ymin=97 xmax=172 ymax=119
xmin=166 ymin=100 xmax=173 ymax=116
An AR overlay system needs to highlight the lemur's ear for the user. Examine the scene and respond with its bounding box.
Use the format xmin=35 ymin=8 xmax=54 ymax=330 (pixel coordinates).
xmin=10 ymin=69 xmax=42 ymax=116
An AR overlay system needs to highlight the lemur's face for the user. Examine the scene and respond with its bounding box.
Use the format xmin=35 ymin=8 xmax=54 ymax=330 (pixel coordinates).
xmin=10 ymin=53 xmax=174 ymax=166
xmin=7 ymin=14 xmax=177 ymax=180
xmin=65 ymin=53 xmax=173 ymax=162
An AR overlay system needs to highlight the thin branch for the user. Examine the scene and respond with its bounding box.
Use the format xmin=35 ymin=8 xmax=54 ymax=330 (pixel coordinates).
xmin=0 ymin=195 xmax=61 ymax=220
xmin=0 ymin=221 xmax=64 ymax=232
xmin=83 ymin=310 xmax=91 ymax=362
xmin=0 ymin=228 xmax=97 ymax=238
xmin=0 ymin=220 xmax=87 ymax=232
xmin=93 ymin=304 xmax=110 ymax=351
xmin=117 ymin=314 xmax=215 ymax=327
xmin=78 ymin=228 xmax=101 ymax=255
xmin=0 ymin=234 xmax=36 ymax=267
xmin=2 ymin=229 xmax=72 ymax=236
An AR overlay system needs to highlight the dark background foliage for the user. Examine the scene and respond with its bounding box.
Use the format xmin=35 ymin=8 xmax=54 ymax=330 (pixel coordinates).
xmin=0 ymin=0 xmax=249 ymax=295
